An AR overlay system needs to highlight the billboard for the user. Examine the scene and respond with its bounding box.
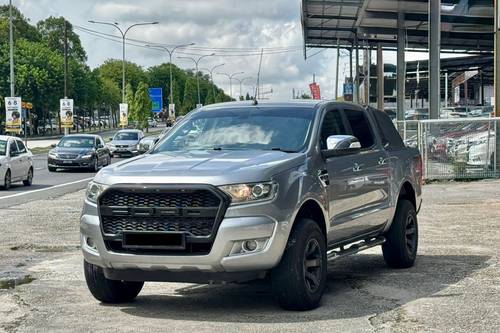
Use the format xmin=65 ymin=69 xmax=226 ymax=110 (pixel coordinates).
xmin=119 ymin=103 xmax=128 ymax=127
xmin=4 ymin=97 xmax=22 ymax=133
xmin=60 ymin=99 xmax=74 ymax=129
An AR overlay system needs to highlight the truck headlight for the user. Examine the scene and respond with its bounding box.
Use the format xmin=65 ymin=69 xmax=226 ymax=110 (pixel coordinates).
xmin=86 ymin=181 xmax=108 ymax=203
xmin=218 ymin=181 xmax=278 ymax=204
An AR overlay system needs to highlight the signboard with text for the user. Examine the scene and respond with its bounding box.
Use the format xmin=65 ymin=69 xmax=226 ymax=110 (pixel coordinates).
xmin=149 ymin=88 xmax=163 ymax=113
xmin=119 ymin=103 xmax=129 ymax=127
xmin=309 ymin=82 xmax=321 ymax=100
xmin=4 ymin=97 xmax=22 ymax=133
xmin=168 ymin=103 xmax=175 ymax=118
xmin=60 ymin=98 xmax=74 ymax=129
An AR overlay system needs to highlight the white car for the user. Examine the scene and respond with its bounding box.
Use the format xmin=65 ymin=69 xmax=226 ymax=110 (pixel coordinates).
xmin=0 ymin=135 xmax=34 ymax=190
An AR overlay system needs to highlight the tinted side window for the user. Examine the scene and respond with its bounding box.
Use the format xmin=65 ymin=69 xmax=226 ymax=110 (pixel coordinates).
xmin=16 ymin=140 xmax=27 ymax=153
xmin=344 ymin=109 xmax=375 ymax=148
xmin=9 ymin=141 xmax=19 ymax=155
xmin=320 ymin=110 xmax=347 ymax=150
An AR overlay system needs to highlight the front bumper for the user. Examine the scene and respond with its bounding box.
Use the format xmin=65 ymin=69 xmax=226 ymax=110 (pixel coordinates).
xmin=80 ymin=200 xmax=288 ymax=278
xmin=109 ymin=146 xmax=138 ymax=156
xmin=48 ymin=157 xmax=93 ymax=168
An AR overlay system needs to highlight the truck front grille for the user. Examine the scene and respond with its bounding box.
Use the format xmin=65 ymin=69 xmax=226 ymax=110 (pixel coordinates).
xmin=98 ymin=186 xmax=228 ymax=254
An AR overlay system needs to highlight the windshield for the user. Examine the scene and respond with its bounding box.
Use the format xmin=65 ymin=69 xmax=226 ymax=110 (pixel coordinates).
xmin=0 ymin=140 xmax=6 ymax=156
xmin=58 ymin=136 xmax=95 ymax=148
xmin=154 ymin=107 xmax=314 ymax=153
xmin=114 ymin=132 xmax=138 ymax=141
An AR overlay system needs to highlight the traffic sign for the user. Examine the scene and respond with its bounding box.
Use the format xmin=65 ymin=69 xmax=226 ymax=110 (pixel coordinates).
xmin=60 ymin=98 xmax=74 ymax=129
xmin=5 ymin=97 xmax=22 ymax=133
xmin=149 ymin=88 xmax=163 ymax=113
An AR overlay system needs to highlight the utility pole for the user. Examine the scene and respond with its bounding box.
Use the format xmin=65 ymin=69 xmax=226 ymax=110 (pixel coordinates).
xmin=63 ymin=20 xmax=69 ymax=136
xmin=335 ymin=39 xmax=340 ymax=100
xmin=233 ymin=77 xmax=253 ymax=100
xmin=200 ymin=63 xmax=225 ymax=103
xmin=9 ymin=0 xmax=15 ymax=97
xmin=217 ymin=72 xmax=244 ymax=100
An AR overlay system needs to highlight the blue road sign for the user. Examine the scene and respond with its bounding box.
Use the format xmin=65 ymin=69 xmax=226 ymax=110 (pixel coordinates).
xmin=149 ymin=88 xmax=163 ymax=113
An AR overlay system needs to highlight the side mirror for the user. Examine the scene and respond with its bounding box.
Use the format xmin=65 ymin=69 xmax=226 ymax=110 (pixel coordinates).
xmin=107 ymin=138 xmax=113 ymax=142
xmin=322 ymin=135 xmax=361 ymax=158
xmin=50 ymin=144 xmax=57 ymax=148
xmin=154 ymin=138 xmax=159 ymax=144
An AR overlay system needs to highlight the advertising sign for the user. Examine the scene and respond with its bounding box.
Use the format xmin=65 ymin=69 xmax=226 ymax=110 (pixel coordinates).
xmin=119 ymin=103 xmax=129 ymax=127
xmin=309 ymin=82 xmax=321 ymax=100
xmin=343 ymin=80 xmax=354 ymax=102
xmin=60 ymin=98 xmax=74 ymax=129
xmin=168 ymin=103 xmax=175 ymax=118
xmin=4 ymin=97 xmax=22 ymax=133
xmin=148 ymin=88 xmax=163 ymax=113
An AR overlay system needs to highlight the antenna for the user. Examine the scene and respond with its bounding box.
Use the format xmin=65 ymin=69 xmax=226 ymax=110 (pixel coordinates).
xmin=254 ymin=48 xmax=264 ymax=103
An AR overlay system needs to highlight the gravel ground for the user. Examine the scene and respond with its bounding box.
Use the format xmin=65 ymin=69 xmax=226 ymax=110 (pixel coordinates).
xmin=0 ymin=180 xmax=499 ymax=332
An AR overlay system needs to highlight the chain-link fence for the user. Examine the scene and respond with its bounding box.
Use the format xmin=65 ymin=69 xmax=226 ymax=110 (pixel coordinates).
xmin=397 ymin=118 xmax=499 ymax=180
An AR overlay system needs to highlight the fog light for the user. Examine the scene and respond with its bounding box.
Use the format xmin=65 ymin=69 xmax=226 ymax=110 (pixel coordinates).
xmin=86 ymin=237 xmax=96 ymax=250
xmin=242 ymin=240 xmax=258 ymax=252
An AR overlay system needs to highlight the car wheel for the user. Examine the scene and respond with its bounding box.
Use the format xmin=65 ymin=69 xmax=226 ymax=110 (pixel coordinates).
xmin=84 ymin=260 xmax=143 ymax=303
xmin=271 ymin=218 xmax=327 ymax=311
xmin=1 ymin=170 xmax=11 ymax=190
xmin=23 ymin=167 xmax=33 ymax=186
xmin=48 ymin=166 xmax=57 ymax=172
xmin=382 ymin=199 xmax=418 ymax=268
xmin=92 ymin=157 xmax=99 ymax=172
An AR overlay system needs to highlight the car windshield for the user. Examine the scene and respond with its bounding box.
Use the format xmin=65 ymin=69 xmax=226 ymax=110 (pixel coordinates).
xmin=153 ymin=107 xmax=314 ymax=153
xmin=0 ymin=140 xmax=6 ymax=156
xmin=114 ymin=132 xmax=138 ymax=141
xmin=58 ymin=136 xmax=94 ymax=148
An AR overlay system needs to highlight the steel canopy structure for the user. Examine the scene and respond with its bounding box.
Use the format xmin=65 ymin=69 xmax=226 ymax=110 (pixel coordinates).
xmin=301 ymin=0 xmax=493 ymax=53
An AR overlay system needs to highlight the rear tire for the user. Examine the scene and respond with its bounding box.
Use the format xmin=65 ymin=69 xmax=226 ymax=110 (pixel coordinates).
xmin=1 ymin=170 xmax=11 ymax=190
xmin=271 ymin=218 xmax=327 ymax=311
xmin=84 ymin=260 xmax=143 ymax=303
xmin=23 ymin=167 xmax=33 ymax=186
xmin=382 ymin=199 xmax=418 ymax=268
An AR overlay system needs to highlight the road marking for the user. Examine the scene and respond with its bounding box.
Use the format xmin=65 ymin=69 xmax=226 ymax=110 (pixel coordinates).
xmin=35 ymin=167 xmax=44 ymax=171
xmin=0 ymin=177 xmax=93 ymax=200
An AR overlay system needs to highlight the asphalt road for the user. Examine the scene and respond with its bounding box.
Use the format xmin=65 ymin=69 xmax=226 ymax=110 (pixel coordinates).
xmin=0 ymin=153 xmax=121 ymax=209
xmin=0 ymin=179 xmax=499 ymax=332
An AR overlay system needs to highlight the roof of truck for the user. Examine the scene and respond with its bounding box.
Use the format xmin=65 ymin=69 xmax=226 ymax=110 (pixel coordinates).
xmin=200 ymin=99 xmax=350 ymax=111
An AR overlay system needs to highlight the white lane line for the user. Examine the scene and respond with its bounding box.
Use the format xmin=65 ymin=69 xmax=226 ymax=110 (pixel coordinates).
xmin=0 ymin=177 xmax=93 ymax=200
xmin=35 ymin=167 xmax=44 ymax=171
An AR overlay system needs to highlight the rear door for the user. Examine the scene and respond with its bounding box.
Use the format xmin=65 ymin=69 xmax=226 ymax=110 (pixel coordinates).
xmin=8 ymin=140 xmax=22 ymax=181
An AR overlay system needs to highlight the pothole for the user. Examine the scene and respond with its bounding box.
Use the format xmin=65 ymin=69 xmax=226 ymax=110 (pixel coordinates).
xmin=0 ymin=271 xmax=36 ymax=289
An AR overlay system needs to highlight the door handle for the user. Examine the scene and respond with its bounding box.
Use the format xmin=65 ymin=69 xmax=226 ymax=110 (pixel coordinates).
xmin=352 ymin=163 xmax=362 ymax=172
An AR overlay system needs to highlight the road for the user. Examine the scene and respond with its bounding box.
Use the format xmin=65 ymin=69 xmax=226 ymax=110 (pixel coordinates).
xmin=0 ymin=126 xmax=165 ymax=209
xmin=0 ymin=177 xmax=499 ymax=331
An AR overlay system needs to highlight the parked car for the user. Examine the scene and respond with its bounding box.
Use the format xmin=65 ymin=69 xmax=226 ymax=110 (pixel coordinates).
xmin=47 ymin=134 xmax=111 ymax=172
xmin=147 ymin=118 xmax=158 ymax=128
xmin=107 ymin=129 xmax=144 ymax=157
xmin=138 ymin=136 xmax=159 ymax=154
xmin=81 ymin=101 xmax=422 ymax=310
xmin=0 ymin=135 xmax=33 ymax=190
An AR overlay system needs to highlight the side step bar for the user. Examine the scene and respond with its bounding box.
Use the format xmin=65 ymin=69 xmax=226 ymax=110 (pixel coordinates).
xmin=327 ymin=236 xmax=386 ymax=261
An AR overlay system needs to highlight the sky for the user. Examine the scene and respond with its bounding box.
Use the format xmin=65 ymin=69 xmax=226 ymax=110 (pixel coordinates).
xmin=9 ymin=0 xmax=437 ymax=100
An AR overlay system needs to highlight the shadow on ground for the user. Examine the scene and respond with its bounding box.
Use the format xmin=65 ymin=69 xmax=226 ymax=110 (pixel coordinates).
xmin=116 ymin=254 xmax=491 ymax=323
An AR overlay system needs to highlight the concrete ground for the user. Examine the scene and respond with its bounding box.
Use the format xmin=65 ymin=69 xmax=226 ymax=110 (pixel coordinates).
xmin=0 ymin=180 xmax=499 ymax=332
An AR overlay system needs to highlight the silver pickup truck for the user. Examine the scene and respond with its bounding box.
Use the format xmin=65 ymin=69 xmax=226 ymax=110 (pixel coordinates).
xmin=81 ymin=100 xmax=422 ymax=310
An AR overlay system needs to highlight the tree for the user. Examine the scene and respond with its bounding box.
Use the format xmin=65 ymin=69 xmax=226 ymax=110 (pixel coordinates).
xmin=124 ymin=83 xmax=135 ymax=120
xmin=133 ymin=82 xmax=152 ymax=130
xmin=0 ymin=5 xmax=41 ymax=42
xmin=98 ymin=59 xmax=146 ymax=92
xmin=245 ymin=92 xmax=251 ymax=100
xmin=181 ymin=76 xmax=197 ymax=115
xmin=36 ymin=16 xmax=87 ymax=62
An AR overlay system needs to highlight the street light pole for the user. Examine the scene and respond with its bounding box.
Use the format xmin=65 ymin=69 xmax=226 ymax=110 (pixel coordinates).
xmin=217 ymin=72 xmax=244 ymax=100
xmin=178 ymin=54 xmax=215 ymax=106
xmin=145 ymin=43 xmax=195 ymax=109
xmin=89 ymin=20 xmax=159 ymax=103
xmin=200 ymin=63 xmax=225 ymax=103
xmin=9 ymin=0 xmax=15 ymax=97
xmin=233 ymin=77 xmax=253 ymax=100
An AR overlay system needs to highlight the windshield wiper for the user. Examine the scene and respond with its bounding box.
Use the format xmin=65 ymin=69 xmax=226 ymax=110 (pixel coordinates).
xmin=270 ymin=147 xmax=297 ymax=153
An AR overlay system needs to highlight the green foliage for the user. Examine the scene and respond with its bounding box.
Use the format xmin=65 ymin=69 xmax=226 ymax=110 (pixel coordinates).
xmin=98 ymin=59 xmax=146 ymax=91
xmin=124 ymin=83 xmax=135 ymax=120
xmin=37 ymin=16 xmax=87 ymax=62
xmin=133 ymin=82 xmax=152 ymax=130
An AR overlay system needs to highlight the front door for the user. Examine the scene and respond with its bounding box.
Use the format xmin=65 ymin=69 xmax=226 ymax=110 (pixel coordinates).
xmin=8 ymin=140 xmax=22 ymax=181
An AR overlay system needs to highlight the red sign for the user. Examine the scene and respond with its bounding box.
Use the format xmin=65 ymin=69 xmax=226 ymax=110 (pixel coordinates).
xmin=309 ymin=83 xmax=321 ymax=100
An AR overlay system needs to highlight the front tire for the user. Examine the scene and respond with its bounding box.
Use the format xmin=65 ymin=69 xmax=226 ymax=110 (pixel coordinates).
xmin=271 ymin=218 xmax=327 ymax=311
xmin=23 ymin=167 xmax=33 ymax=186
xmin=382 ymin=199 xmax=418 ymax=268
xmin=1 ymin=170 xmax=11 ymax=190
xmin=84 ymin=260 xmax=143 ymax=303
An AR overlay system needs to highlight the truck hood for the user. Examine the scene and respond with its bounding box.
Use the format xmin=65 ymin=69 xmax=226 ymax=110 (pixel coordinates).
xmin=95 ymin=150 xmax=306 ymax=186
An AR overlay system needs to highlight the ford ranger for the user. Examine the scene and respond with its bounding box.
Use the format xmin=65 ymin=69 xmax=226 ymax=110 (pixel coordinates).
xmin=81 ymin=100 xmax=422 ymax=310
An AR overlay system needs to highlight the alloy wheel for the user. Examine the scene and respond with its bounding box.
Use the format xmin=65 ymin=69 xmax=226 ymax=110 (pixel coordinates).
xmin=303 ymin=238 xmax=323 ymax=293
xmin=405 ymin=214 xmax=417 ymax=255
